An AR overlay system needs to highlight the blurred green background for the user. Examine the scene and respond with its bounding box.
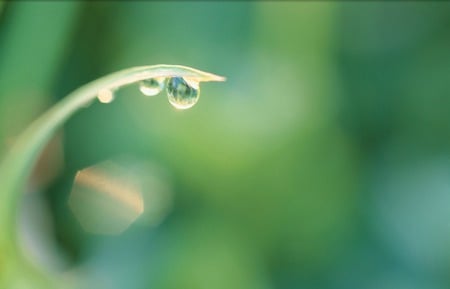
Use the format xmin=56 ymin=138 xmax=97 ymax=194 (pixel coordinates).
xmin=2 ymin=1 xmax=450 ymax=288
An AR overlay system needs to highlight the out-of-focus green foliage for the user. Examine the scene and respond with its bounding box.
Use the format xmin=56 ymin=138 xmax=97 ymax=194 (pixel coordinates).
xmin=1 ymin=2 xmax=450 ymax=289
xmin=0 ymin=2 xmax=81 ymax=153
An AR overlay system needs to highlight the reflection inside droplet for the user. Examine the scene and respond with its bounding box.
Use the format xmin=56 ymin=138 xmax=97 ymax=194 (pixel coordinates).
xmin=139 ymin=77 xmax=165 ymax=96
xmin=97 ymin=89 xmax=115 ymax=104
xmin=166 ymin=77 xmax=200 ymax=110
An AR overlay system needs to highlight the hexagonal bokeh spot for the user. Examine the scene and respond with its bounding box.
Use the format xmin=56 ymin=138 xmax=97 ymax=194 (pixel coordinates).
xmin=69 ymin=160 xmax=144 ymax=235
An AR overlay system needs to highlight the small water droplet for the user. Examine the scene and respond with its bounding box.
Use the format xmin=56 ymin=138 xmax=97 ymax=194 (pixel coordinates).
xmin=97 ymin=89 xmax=115 ymax=104
xmin=139 ymin=78 xmax=165 ymax=96
xmin=166 ymin=77 xmax=200 ymax=110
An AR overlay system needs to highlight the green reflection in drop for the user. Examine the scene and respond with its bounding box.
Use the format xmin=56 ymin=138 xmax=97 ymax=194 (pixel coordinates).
xmin=139 ymin=78 xmax=165 ymax=96
xmin=166 ymin=77 xmax=200 ymax=110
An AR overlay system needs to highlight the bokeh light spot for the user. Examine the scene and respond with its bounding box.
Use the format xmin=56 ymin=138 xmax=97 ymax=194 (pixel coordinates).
xmin=68 ymin=161 xmax=144 ymax=235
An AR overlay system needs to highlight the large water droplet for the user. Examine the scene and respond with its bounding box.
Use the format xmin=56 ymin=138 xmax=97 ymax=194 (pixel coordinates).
xmin=139 ymin=78 xmax=164 ymax=96
xmin=166 ymin=77 xmax=200 ymax=110
xmin=97 ymin=89 xmax=115 ymax=104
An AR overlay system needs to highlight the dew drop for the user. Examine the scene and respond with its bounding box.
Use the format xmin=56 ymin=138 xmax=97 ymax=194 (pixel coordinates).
xmin=97 ymin=89 xmax=115 ymax=104
xmin=139 ymin=78 xmax=165 ymax=96
xmin=166 ymin=77 xmax=200 ymax=110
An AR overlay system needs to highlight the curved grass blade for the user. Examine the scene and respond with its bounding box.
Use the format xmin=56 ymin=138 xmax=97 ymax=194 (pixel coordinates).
xmin=0 ymin=64 xmax=225 ymax=287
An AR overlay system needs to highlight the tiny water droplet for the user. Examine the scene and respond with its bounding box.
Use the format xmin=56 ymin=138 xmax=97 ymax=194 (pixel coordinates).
xmin=139 ymin=78 xmax=165 ymax=96
xmin=97 ymin=89 xmax=115 ymax=104
xmin=166 ymin=77 xmax=200 ymax=110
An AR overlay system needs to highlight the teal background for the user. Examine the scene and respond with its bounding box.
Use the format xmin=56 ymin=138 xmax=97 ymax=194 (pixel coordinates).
xmin=1 ymin=1 xmax=450 ymax=288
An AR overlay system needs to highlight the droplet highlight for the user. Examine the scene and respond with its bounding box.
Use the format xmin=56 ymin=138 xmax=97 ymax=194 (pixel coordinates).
xmin=139 ymin=78 xmax=165 ymax=96
xmin=166 ymin=77 xmax=200 ymax=110
xmin=97 ymin=89 xmax=115 ymax=104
